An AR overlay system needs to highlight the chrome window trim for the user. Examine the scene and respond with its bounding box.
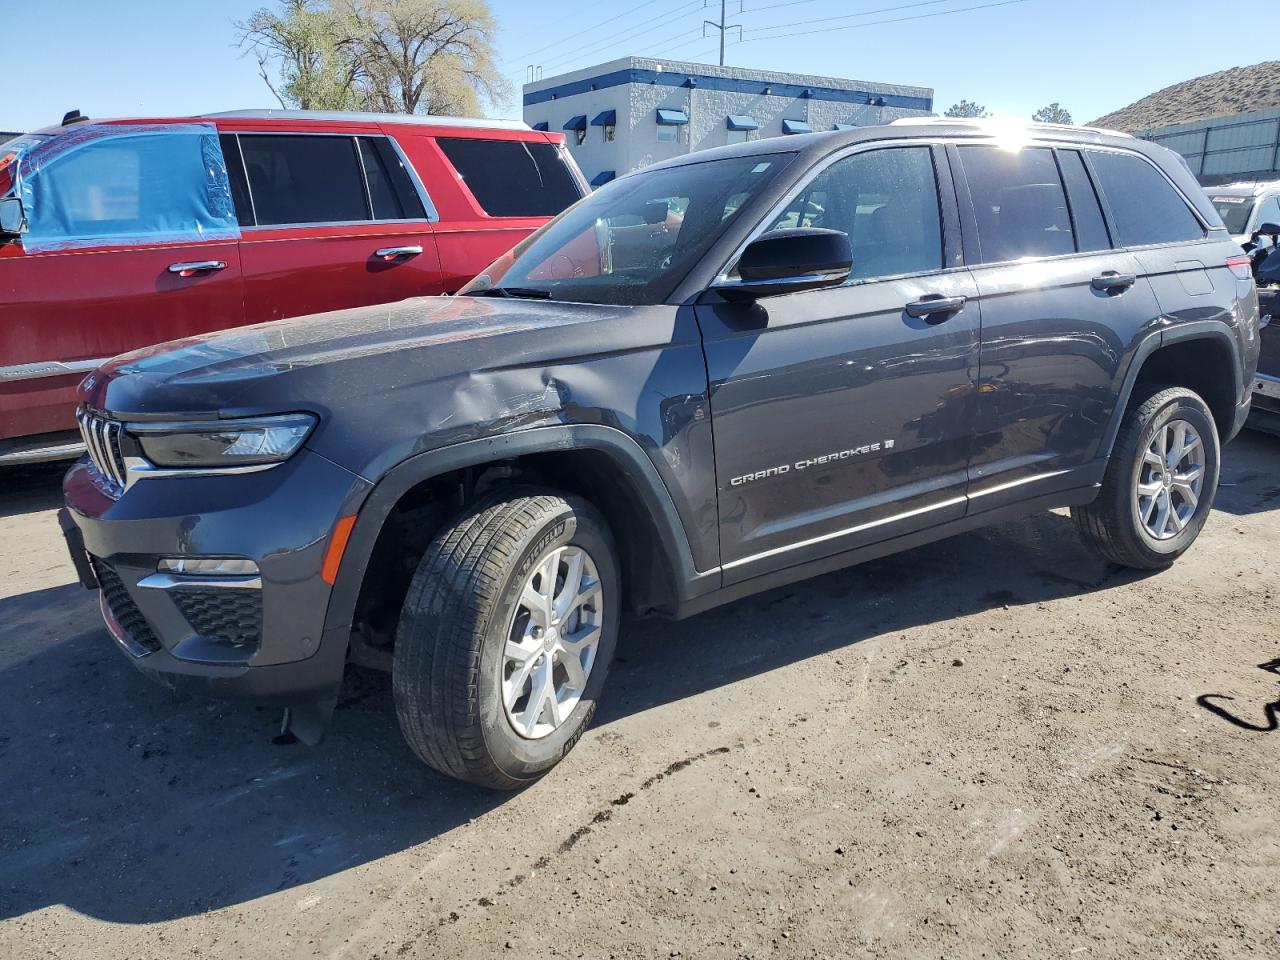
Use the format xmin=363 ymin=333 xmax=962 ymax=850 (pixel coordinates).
xmin=231 ymin=131 xmax=440 ymax=227
xmin=713 ymin=137 xmax=945 ymax=285
xmin=0 ymin=357 xmax=106 ymax=382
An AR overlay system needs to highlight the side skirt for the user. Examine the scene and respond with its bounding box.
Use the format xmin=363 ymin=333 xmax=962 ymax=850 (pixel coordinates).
xmin=668 ymin=485 xmax=1100 ymax=620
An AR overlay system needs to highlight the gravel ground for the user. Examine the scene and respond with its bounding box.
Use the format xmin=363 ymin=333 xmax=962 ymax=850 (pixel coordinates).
xmin=1 ymin=434 xmax=1278 ymax=960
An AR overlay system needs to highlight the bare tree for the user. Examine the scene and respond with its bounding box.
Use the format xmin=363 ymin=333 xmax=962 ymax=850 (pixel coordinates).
xmin=237 ymin=0 xmax=362 ymax=110
xmin=1032 ymin=103 xmax=1074 ymax=125
xmin=339 ymin=0 xmax=510 ymax=116
xmin=944 ymin=100 xmax=989 ymax=119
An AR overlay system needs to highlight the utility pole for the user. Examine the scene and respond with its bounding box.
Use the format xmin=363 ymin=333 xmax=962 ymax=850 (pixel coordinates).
xmin=703 ymin=0 xmax=742 ymax=67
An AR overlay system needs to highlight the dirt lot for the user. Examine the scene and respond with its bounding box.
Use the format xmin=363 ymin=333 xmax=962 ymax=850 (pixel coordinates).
xmin=1 ymin=434 xmax=1278 ymax=960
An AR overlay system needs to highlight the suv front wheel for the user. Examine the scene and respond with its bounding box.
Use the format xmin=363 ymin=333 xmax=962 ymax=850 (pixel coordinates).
xmin=1074 ymin=386 xmax=1221 ymax=569
xmin=393 ymin=489 xmax=620 ymax=789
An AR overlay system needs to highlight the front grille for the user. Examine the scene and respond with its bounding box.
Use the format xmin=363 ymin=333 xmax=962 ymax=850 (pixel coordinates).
xmin=91 ymin=559 xmax=161 ymax=654
xmin=77 ymin=409 xmax=128 ymax=493
xmin=173 ymin=589 xmax=262 ymax=648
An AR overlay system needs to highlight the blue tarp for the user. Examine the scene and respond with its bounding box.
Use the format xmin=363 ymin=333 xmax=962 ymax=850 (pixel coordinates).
xmin=14 ymin=122 xmax=239 ymax=254
xmin=591 ymin=110 xmax=616 ymax=126
xmin=782 ymin=119 xmax=812 ymax=135
xmin=590 ymin=170 xmax=616 ymax=186
xmin=656 ymin=109 xmax=689 ymax=126
xmin=563 ymin=115 xmax=588 ymax=131
xmin=726 ymin=115 xmax=758 ymax=131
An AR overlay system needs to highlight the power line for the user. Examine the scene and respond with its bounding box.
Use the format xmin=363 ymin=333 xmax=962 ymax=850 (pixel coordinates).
xmin=703 ymin=0 xmax=743 ymax=66
xmin=507 ymin=0 xmax=699 ymax=66
xmin=741 ymin=0 xmax=1038 ymax=42
xmin=535 ymin=1 xmax=705 ymax=72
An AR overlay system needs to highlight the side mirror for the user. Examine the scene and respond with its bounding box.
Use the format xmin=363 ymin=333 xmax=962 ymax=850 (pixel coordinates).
xmin=1258 ymin=221 xmax=1280 ymax=240
xmin=0 ymin=196 xmax=24 ymax=237
xmin=713 ymin=227 xmax=852 ymax=301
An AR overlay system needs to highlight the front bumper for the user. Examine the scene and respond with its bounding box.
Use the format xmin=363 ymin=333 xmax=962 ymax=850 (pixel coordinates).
xmin=62 ymin=447 xmax=372 ymax=706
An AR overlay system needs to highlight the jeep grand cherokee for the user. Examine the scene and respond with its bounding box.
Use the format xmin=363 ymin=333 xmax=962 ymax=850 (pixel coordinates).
xmin=61 ymin=120 xmax=1258 ymax=788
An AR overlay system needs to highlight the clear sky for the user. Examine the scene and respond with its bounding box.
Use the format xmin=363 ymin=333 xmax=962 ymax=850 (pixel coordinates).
xmin=3 ymin=0 xmax=1271 ymax=132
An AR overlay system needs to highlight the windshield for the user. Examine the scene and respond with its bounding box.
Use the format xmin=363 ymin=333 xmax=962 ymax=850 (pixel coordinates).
xmin=459 ymin=152 xmax=793 ymax=305
xmin=1210 ymin=195 xmax=1254 ymax=234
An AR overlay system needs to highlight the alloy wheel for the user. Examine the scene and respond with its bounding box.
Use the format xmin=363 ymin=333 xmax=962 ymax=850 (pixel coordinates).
xmin=1136 ymin=418 xmax=1206 ymax=541
xmin=501 ymin=545 xmax=604 ymax=739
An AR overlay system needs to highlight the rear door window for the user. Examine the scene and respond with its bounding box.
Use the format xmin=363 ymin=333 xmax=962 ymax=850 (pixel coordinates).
xmin=239 ymin=134 xmax=369 ymax=226
xmin=358 ymin=137 xmax=427 ymax=221
xmin=436 ymin=138 xmax=582 ymax=217
xmin=1086 ymin=150 xmax=1205 ymax=247
xmin=958 ymin=146 xmax=1075 ymax=263
xmin=1055 ymin=150 xmax=1111 ymax=253
xmin=765 ymin=145 xmax=943 ymax=281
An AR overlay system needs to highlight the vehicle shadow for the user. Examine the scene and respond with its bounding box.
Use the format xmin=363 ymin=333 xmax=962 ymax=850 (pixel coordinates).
xmin=0 ymin=505 xmax=1151 ymax=925
xmin=1215 ymin=429 xmax=1280 ymax=517
xmin=0 ymin=460 xmax=68 ymax=519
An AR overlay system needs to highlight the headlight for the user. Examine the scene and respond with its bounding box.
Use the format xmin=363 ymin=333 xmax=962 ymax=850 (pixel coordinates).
xmin=126 ymin=413 xmax=316 ymax=469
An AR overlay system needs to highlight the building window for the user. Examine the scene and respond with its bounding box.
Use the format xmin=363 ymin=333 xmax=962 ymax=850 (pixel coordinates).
xmin=656 ymin=109 xmax=688 ymax=144
xmin=603 ymin=124 xmax=616 ymax=142
xmin=727 ymin=129 xmax=749 ymax=145
xmin=591 ymin=110 xmax=617 ymax=144
xmin=575 ymin=128 xmax=587 ymax=146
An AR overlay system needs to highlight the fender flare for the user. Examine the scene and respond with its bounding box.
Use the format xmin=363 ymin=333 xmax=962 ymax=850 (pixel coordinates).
xmin=321 ymin=424 xmax=713 ymax=639
xmin=1099 ymin=320 xmax=1244 ymax=459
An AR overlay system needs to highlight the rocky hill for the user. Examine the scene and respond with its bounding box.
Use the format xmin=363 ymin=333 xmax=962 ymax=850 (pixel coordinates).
xmin=1092 ymin=61 xmax=1280 ymax=132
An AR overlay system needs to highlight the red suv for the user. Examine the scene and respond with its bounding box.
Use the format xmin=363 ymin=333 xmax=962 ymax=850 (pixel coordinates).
xmin=0 ymin=109 xmax=587 ymax=462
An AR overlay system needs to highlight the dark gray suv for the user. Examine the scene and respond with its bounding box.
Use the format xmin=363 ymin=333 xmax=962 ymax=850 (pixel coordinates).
xmin=61 ymin=120 xmax=1259 ymax=788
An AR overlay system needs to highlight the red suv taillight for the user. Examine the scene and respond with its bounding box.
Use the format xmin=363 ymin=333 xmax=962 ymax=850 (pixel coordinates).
xmin=1227 ymin=255 xmax=1253 ymax=281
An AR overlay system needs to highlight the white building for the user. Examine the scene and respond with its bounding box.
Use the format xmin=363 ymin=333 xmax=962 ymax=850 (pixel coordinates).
xmin=523 ymin=56 xmax=934 ymax=187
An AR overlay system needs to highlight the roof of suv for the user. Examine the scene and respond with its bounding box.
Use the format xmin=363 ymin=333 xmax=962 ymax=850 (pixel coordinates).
xmin=633 ymin=118 xmax=1159 ymax=179
xmin=31 ymin=109 xmax=533 ymax=138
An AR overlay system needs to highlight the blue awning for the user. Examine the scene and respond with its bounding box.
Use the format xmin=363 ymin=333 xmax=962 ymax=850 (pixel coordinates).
xmin=590 ymin=170 xmax=616 ymax=187
xmin=726 ymin=115 xmax=758 ymax=131
xmin=782 ymin=119 xmax=812 ymax=135
xmin=832 ymin=123 xmax=857 ymax=131
xmin=531 ymin=121 xmax=549 ymax=131
xmin=563 ymin=115 xmax=587 ymax=131
xmin=591 ymin=110 xmax=616 ymax=126
xmin=656 ymin=109 xmax=689 ymax=126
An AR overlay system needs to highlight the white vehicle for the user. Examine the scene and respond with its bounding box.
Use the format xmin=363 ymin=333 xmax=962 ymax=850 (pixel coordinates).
xmin=1205 ymin=180 xmax=1280 ymax=246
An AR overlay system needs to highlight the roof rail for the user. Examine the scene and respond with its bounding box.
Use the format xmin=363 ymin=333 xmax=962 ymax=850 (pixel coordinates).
xmin=889 ymin=116 xmax=1132 ymax=138
xmin=203 ymin=109 xmax=531 ymax=131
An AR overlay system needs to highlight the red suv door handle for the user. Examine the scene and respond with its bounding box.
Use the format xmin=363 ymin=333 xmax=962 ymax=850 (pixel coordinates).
xmin=168 ymin=260 xmax=227 ymax=277
xmin=375 ymin=245 xmax=423 ymax=261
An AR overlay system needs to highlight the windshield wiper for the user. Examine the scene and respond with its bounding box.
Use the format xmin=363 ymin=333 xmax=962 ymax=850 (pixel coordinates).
xmin=474 ymin=286 xmax=553 ymax=300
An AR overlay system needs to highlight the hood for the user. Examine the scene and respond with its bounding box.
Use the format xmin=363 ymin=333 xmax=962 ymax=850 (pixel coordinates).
xmin=83 ymin=294 xmax=638 ymax=417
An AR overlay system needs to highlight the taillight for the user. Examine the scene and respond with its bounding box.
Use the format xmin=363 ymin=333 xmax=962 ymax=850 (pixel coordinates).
xmin=1227 ymin=255 xmax=1253 ymax=281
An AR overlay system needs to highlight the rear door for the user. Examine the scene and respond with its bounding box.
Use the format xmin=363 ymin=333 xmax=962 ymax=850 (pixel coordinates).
xmin=229 ymin=129 xmax=445 ymax=323
xmin=0 ymin=126 xmax=244 ymax=442
xmin=951 ymin=142 xmax=1164 ymax=510
xmin=395 ymin=133 xmax=585 ymax=292
xmin=697 ymin=143 xmax=980 ymax=583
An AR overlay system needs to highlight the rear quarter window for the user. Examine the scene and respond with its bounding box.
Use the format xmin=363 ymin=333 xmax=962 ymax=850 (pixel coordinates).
xmin=1086 ymin=150 xmax=1205 ymax=247
xmin=436 ymin=137 xmax=581 ymax=217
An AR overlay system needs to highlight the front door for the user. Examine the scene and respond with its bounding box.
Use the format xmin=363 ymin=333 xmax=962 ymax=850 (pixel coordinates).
xmin=697 ymin=144 xmax=979 ymax=584
xmin=0 ymin=126 xmax=245 ymax=441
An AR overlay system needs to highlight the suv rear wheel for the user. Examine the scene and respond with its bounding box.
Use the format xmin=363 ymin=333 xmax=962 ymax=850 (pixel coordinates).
xmin=1074 ymin=386 xmax=1220 ymax=569
xmin=393 ymin=489 xmax=619 ymax=789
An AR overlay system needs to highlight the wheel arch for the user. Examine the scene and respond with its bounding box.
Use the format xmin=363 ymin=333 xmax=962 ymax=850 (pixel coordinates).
xmin=1101 ymin=322 xmax=1243 ymax=459
xmin=321 ymin=425 xmax=714 ymax=651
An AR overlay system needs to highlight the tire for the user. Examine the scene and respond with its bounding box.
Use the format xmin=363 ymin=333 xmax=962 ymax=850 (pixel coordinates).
xmin=1073 ymin=386 xmax=1221 ymax=569
xmin=393 ymin=489 xmax=620 ymax=789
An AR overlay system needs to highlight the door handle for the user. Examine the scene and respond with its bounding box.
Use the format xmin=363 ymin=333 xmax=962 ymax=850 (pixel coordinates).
xmin=905 ymin=295 xmax=966 ymax=321
xmin=1092 ymin=272 xmax=1136 ymax=292
xmin=375 ymin=245 xmax=423 ymax=261
xmin=168 ymin=260 xmax=226 ymax=277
